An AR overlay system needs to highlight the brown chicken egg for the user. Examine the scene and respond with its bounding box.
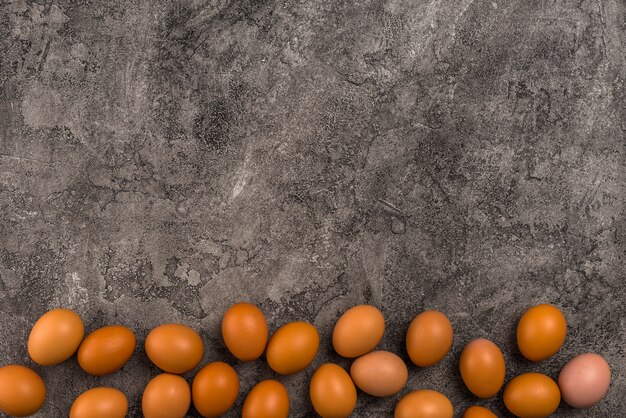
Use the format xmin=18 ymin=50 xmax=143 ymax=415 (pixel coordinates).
xmin=192 ymin=362 xmax=239 ymax=418
xmin=332 ymin=305 xmax=385 ymax=358
xmin=242 ymin=379 xmax=289 ymax=418
xmin=460 ymin=339 xmax=506 ymax=398
xmin=517 ymin=304 xmax=567 ymax=361
xmin=77 ymin=325 xmax=136 ymax=376
xmin=406 ymin=310 xmax=453 ymax=367
xmin=503 ymin=373 xmax=560 ymax=418
xmin=266 ymin=321 xmax=319 ymax=375
xmin=142 ymin=373 xmax=191 ymax=418
xmin=145 ymin=324 xmax=204 ymax=374
xmin=28 ymin=308 xmax=85 ymax=366
xmin=463 ymin=405 xmax=498 ymax=418
xmin=394 ymin=390 xmax=453 ymax=418
xmin=310 ymin=363 xmax=357 ymax=418
xmin=0 ymin=365 xmax=46 ymax=417
xmin=69 ymin=387 xmax=128 ymax=418
xmin=222 ymin=302 xmax=268 ymax=362
xmin=350 ymin=351 xmax=408 ymax=397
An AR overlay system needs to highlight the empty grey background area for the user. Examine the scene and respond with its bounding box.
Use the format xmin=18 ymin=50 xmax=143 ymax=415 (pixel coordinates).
xmin=0 ymin=0 xmax=624 ymax=417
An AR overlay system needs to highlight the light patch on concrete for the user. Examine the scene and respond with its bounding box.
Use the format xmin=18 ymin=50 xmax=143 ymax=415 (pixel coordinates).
xmin=231 ymin=151 xmax=252 ymax=199
xmin=55 ymin=272 xmax=90 ymax=311
xmin=174 ymin=262 xmax=202 ymax=286
xmin=21 ymin=83 xmax=67 ymax=129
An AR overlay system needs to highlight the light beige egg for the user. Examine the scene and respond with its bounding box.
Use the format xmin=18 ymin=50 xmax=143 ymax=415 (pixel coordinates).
xmin=350 ymin=351 xmax=407 ymax=397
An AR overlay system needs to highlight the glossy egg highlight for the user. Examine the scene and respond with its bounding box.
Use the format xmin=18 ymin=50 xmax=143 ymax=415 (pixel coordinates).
xmin=460 ymin=339 xmax=506 ymax=398
xmin=558 ymin=353 xmax=611 ymax=408
xmin=242 ymin=379 xmax=289 ymax=418
xmin=77 ymin=325 xmax=136 ymax=376
xmin=332 ymin=305 xmax=385 ymax=358
xmin=222 ymin=302 xmax=268 ymax=362
xmin=0 ymin=365 xmax=46 ymax=417
xmin=394 ymin=390 xmax=453 ymax=418
xmin=28 ymin=308 xmax=85 ymax=365
xmin=142 ymin=373 xmax=191 ymax=418
xmin=310 ymin=363 xmax=357 ymax=418
xmin=503 ymin=373 xmax=560 ymax=418
xmin=266 ymin=321 xmax=319 ymax=375
xmin=406 ymin=310 xmax=453 ymax=367
xmin=145 ymin=324 xmax=204 ymax=374
xmin=350 ymin=351 xmax=408 ymax=397
xmin=517 ymin=304 xmax=567 ymax=361
xmin=192 ymin=362 xmax=239 ymax=418
xmin=463 ymin=405 xmax=498 ymax=418
xmin=69 ymin=387 xmax=128 ymax=418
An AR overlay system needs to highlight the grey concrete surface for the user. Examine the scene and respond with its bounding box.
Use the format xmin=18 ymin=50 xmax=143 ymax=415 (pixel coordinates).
xmin=1 ymin=0 xmax=625 ymax=417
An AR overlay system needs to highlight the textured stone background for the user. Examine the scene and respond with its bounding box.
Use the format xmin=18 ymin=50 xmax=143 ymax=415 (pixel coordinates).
xmin=0 ymin=0 xmax=625 ymax=417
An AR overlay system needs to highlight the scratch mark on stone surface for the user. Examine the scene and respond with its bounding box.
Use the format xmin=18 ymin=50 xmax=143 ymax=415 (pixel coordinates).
xmin=595 ymin=0 xmax=608 ymax=58
xmin=451 ymin=0 xmax=478 ymax=43
xmin=0 ymin=154 xmax=58 ymax=165
xmin=231 ymin=149 xmax=252 ymax=200
xmin=378 ymin=199 xmax=405 ymax=216
xmin=38 ymin=39 xmax=52 ymax=72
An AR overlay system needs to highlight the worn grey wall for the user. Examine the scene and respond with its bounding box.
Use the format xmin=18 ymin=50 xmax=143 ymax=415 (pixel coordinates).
xmin=1 ymin=0 xmax=625 ymax=417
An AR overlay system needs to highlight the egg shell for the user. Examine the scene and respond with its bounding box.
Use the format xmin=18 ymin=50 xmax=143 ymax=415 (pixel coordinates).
xmin=394 ymin=390 xmax=453 ymax=418
xmin=145 ymin=324 xmax=204 ymax=374
xmin=28 ymin=308 xmax=85 ymax=366
xmin=0 ymin=365 xmax=46 ymax=417
xmin=332 ymin=305 xmax=385 ymax=358
xmin=69 ymin=387 xmax=128 ymax=418
xmin=503 ymin=373 xmax=560 ymax=418
xmin=77 ymin=325 xmax=136 ymax=376
xmin=517 ymin=304 xmax=567 ymax=361
xmin=558 ymin=353 xmax=611 ymax=408
xmin=266 ymin=321 xmax=319 ymax=375
xmin=222 ymin=302 xmax=268 ymax=362
xmin=142 ymin=373 xmax=191 ymax=418
xmin=459 ymin=339 xmax=506 ymax=398
xmin=310 ymin=363 xmax=357 ymax=418
xmin=350 ymin=351 xmax=408 ymax=397
xmin=242 ymin=379 xmax=289 ymax=418
xmin=192 ymin=362 xmax=239 ymax=418
xmin=463 ymin=405 xmax=498 ymax=418
xmin=406 ymin=310 xmax=453 ymax=367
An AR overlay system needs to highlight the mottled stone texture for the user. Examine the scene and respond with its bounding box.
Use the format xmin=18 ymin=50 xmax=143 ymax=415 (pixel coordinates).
xmin=0 ymin=0 xmax=624 ymax=417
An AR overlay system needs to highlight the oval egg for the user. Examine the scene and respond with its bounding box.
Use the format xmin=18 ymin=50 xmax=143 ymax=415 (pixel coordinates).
xmin=145 ymin=324 xmax=204 ymax=374
xmin=266 ymin=321 xmax=319 ymax=375
xmin=332 ymin=305 xmax=385 ymax=358
xmin=503 ymin=373 xmax=560 ymax=418
xmin=558 ymin=353 xmax=611 ymax=408
xmin=310 ymin=363 xmax=357 ymax=418
xmin=394 ymin=390 xmax=453 ymax=418
xmin=242 ymin=380 xmax=289 ymax=418
xmin=406 ymin=310 xmax=453 ymax=367
xmin=517 ymin=304 xmax=567 ymax=361
xmin=69 ymin=387 xmax=128 ymax=418
xmin=463 ymin=405 xmax=498 ymax=418
xmin=350 ymin=351 xmax=407 ymax=397
xmin=0 ymin=365 xmax=46 ymax=417
xmin=142 ymin=373 xmax=190 ymax=418
xmin=28 ymin=308 xmax=85 ymax=365
xmin=222 ymin=302 xmax=268 ymax=362
xmin=192 ymin=362 xmax=239 ymax=418
xmin=459 ymin=339 xmax=506 ymax=398
xmin=78 ymin=325 xmax=136 ymax=376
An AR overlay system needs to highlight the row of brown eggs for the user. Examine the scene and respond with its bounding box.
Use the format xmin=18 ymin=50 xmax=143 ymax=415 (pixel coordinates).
xmin=0 ymin=303 xmax=612 ymax=417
